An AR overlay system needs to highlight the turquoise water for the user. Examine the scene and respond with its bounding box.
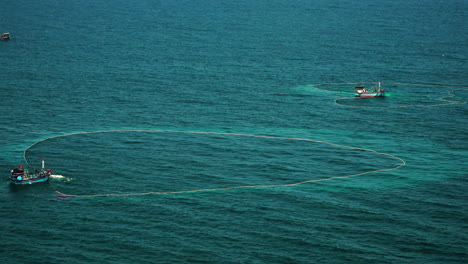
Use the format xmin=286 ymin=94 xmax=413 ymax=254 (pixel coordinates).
xmin=1 ymin=0 xmax=467 ymax=263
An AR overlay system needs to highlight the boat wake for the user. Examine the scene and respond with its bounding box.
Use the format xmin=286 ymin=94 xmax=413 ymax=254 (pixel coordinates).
xmin=50 ymin=174 xmax=73 ymax=182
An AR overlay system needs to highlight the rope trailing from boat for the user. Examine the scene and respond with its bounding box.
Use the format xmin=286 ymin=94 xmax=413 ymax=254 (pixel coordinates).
xmin=311 ymin=82 xmax=467 ymax=108
xmin=23 ymin=130 xmax=405 ymax=198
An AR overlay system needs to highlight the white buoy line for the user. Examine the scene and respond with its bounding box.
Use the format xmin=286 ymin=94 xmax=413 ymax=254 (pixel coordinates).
xmin=22 ymin=130 xmax=406 ymax=198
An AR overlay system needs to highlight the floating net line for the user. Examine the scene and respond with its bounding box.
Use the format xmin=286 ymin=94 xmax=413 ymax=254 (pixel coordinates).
xmin=312 ymin=82 xmax=467 ymax=108
xmin=23 ymin=130 xmax=406 ymax=198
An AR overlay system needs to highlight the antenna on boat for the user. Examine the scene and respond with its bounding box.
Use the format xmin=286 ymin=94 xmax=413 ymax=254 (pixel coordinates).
xmin=41 ymin=158 xmax=45 ymax=169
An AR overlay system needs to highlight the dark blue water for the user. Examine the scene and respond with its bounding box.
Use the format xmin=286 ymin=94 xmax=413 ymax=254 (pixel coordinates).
xmin=1 ymin=0 xmax=467 ymax=263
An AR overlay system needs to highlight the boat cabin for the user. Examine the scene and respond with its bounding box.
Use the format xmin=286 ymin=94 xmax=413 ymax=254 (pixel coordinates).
xmin=355 ymin=86 xmax=367 ymax=94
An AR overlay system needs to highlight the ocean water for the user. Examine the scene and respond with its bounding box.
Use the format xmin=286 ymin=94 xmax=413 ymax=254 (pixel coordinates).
xmin=1 ymin=0 xmax=467 ymax=263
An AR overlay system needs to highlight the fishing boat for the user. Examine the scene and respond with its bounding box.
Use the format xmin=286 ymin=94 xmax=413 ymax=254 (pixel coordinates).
xmin=9 ymin=159 xmax=52 ymax=185
xmin=1 ymin=33 xmax=10 ymax=40
xmin=355 ymin=82 xmax=385 ymax=97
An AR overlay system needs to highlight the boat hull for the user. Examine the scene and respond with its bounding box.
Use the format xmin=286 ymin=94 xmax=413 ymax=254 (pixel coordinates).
xmin=355 ymin=92 xmax=385 ymax=97
xmin=9 ymin=176 xmax=49 ymax=185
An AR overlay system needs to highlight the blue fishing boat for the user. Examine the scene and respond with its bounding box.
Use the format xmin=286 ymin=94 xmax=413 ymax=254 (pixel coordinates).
xmin=355 ymin=82 xmax=386 ymax=97
xmin=9 ymin=159 xmax=52 ymax=185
